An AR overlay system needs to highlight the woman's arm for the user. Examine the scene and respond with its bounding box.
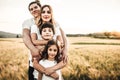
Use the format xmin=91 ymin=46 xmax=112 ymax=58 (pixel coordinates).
xmin=59 ymin=28 xmax=68 ymax=63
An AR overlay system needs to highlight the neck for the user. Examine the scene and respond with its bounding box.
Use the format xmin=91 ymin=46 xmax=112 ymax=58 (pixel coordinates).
xmin=48 ymin=58 xmax=54 ymax=61
xmin=34 ymin=16 xmax=40 ymax=25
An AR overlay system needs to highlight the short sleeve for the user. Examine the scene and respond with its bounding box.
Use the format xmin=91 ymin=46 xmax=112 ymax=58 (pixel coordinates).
xmin=54 ymin=22 xmax=61 ymax=36
xmin=22 ymin=18 xmax=34 ymax=30
xmin=31 ymin=25 xmax=38 ymax=33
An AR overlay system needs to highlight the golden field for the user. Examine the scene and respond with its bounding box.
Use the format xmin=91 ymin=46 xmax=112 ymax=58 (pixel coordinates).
xmin=0 ymin=37 xmax=120 ymax=80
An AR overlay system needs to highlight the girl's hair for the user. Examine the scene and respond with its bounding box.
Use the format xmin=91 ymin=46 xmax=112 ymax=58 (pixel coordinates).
xmin=28 ymin=1 xmax=41 ymax=11
xmin=41 ymin=40 xmax=61 ymax=63
xmin=38 ymin=5 xmax=55 ymax=30
xmin=39 ymin=22 xmax=55 ymax=35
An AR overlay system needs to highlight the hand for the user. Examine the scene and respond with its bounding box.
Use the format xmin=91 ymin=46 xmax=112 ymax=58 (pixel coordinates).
xmin=33 ymin=58 xmax=39 ymax=68
xmin=44 ymin=67 xmax=55 ymax=76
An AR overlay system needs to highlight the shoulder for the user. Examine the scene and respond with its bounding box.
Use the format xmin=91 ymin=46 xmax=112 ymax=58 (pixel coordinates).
xmin=54 ymin=21 xmax=60 ymax=27
xmin=31 ymin=25 xmax=37 ymax=29
xmin=23 ymin=18 xmax=34 ymax=25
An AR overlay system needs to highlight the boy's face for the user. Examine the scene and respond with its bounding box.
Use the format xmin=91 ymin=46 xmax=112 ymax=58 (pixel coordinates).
xmin=41 ymin=27 xmax=54 ymax=40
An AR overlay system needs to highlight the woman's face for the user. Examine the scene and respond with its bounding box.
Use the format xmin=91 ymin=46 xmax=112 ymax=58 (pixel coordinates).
xmin=48 ymin=45 xmax=57 ymax=61
xmin=29 ymin=3 xmax=41 ymax=18
xmin=41 ymin=7 xmax=52 ymax=22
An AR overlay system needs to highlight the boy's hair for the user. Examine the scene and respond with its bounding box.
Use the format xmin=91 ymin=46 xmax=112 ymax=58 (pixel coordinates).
xmin=41 ymin=40 xmax=61 ymax=63
xmin=39 ymin=22 xmax=55 ymax=35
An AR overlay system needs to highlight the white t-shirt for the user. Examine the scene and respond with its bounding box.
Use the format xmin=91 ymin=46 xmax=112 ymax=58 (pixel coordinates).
xmin=22 ymin=18 xmax=36 ymax=67
xmin=34 ymin=59 xmax=62 ymax=80
xmin=22 ymin=18 xmax=62 ymax=67
xmin=22 ymin=18 xmax=35 ymax=30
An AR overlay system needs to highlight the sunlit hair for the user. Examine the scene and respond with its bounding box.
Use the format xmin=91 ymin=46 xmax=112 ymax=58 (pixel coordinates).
xmin=28 ymin=1 xmax=41 ymax=11
xmin=41 ymin=40 xmax=61 ymax=63
xmin=39 ymin=22 xmax=55 ymax=35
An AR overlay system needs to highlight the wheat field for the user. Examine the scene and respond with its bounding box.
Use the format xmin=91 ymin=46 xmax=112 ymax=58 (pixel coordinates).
xmin=0 ymin=37 xmax=120 ymax=80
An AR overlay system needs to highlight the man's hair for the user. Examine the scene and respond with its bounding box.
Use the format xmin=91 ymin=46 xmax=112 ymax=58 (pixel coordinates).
xmin=28 ymin=1 xmax=41 ymax=11
xmin=39 ymin=22 xmax=55 ymax=35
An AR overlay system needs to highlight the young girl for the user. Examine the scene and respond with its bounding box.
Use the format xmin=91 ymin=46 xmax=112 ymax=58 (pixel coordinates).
xmin=35 ymin=40 xmax=62 ymax=80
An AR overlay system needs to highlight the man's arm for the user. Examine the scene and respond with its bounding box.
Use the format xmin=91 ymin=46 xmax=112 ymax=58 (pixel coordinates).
xmin=33 ymin=58 xmax=45 ymax=73
xmin=22 ymin=29 xmax=40 ymax=58
xmin=31 ymin=33 xmax=48 ymax=46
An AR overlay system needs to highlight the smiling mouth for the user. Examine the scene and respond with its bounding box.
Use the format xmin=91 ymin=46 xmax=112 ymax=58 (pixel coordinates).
xmin=44 ymin=16 xmax=49 ymax=19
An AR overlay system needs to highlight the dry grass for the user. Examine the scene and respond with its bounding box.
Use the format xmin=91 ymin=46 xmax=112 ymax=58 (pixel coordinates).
xmin=0 ymin=37 xmax=120 ymax=80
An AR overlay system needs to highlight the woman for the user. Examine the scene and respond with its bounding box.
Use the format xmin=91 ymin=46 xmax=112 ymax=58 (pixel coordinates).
xmin=31 ymin=5 xmax=63 ymax=47
xmin=31 ymin=5 xmax=68 ymax=79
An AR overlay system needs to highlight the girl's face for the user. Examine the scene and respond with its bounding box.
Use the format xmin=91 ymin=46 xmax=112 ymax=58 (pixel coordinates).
xmin=48 ymin=45 xmax=58 ymax=61
xmin=41 ymin=7 xmax=52 ymax=22
xmin=41 ymin=27 xmax=53 ymax=40
xmin=29 ymin=3 xmax=41 ymax=18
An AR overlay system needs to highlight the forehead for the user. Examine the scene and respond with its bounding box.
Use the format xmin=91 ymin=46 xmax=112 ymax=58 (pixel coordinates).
xmin=42 ymin=7 xmax=50 ymax=11
xmin=49 ymin=45 xmax=57 ymax=49
xmin=30 ymin=3 xmax=39 ymax=8
xmin=42 ymin=27 xmax=52 ymax=30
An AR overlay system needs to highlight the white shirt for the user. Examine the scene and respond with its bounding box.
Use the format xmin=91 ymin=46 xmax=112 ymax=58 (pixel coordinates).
xmin=22 ymin=18 xmax=35 ymax=67
xmin=34 ymin=59 xmax=62 ymax=80
xmin=22 ymin=19 xmax=61 ymax=67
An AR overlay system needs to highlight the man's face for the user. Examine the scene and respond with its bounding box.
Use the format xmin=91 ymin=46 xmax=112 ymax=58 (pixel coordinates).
xmin=29 ymin=3 xmax=41 ymax=18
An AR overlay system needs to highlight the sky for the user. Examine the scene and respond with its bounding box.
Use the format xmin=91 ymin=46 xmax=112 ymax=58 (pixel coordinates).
xmin=0 ymin=0 xmax=120 ymax=34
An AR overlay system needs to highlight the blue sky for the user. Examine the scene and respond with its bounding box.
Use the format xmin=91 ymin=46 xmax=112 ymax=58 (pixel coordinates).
xmin=0 ymin=0 xmax=120 ymax=34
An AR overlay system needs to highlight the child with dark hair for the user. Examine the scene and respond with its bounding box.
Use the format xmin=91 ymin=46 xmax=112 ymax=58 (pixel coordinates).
xmin=39 ymin=22 xmax=55 ymax=40
xmin=38 ymin=40 xmax=62 ymax=80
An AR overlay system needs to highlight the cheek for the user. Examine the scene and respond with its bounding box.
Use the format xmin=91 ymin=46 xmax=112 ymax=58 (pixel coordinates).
xmin=54 ymin=51 xmax=57 ymax=55
xmin=49 ymin=15 xmax=52 ymax=18
xmin=41 ymin=14 xmax=44 ymax=18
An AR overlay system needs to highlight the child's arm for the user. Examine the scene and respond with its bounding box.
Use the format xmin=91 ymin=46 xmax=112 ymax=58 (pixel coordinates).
xmin=45 ymin=60 xmax=67 ymax=76
xmin=38 ymin=72 xmax=43 ymax=80
xmin=33 ymin=59 xmax=59 ymax=79
xmin=50 ymin=72 xmax=59 ymax=79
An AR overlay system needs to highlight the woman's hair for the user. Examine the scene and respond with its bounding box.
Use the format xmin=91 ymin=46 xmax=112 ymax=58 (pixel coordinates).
xmin=39 ymin=22 xmax=55 ymax=35
xmin=38 ymin=5 xmax=55 ymax=28
xmin=41 ymin=40 xmax=61 ymax=63
xmin=28 ymin=1 xmax=41 ymax=11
